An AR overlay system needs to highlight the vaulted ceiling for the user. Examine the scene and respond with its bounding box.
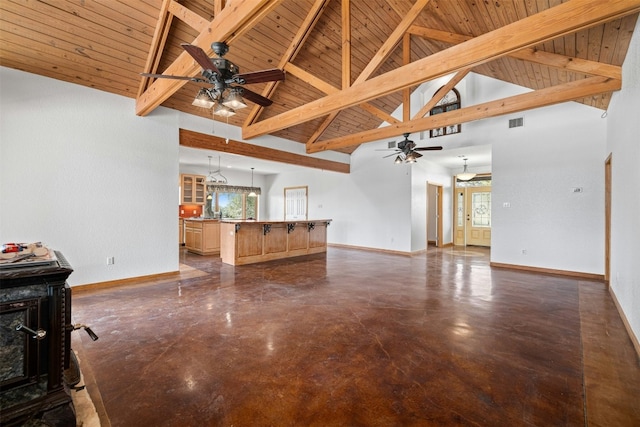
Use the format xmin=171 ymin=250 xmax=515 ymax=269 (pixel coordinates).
xmin=1 ymin=0 xmax=639 ymax=161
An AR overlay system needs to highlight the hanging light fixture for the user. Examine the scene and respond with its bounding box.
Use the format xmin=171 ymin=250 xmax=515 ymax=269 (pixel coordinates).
xmin=205 ymin=155 xmax=228 ymax=184
xmin=214 ymin=156 xmax=228 ymax=184
xmin=457 ymin=158 xmax=476 ymax=181
xmin=248 ymin=167 xmax=257 ymax=197
xmin=394 ymin=155 xmax=403 ymax=164
xmin=405 ymin=152 xmax=418 ymax=163
xmin=222 ymin=88 xmax=248 ymax=110
xmin=205 ymin=156 xmax=217 ymax=184
xmin=192 ymin=88 xmax=215 ymax=108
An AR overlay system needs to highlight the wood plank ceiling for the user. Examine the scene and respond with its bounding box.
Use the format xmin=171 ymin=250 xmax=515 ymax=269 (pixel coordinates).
xmin=1 ymin=0 xmax=639 ymax=157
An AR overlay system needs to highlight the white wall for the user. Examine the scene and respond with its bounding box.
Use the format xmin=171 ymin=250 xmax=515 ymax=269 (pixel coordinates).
xmin=490 ymin=102 xmax=606 ymax=274
xmin=410 ymin=159 xmax=455 ymax=251
xmin=0 ymin=67 xmax=179 ymax=286
xmin=607 ymin=17 xmax=640 ymax=342
xmin=264 ymin=139 xmax=414 ymax=252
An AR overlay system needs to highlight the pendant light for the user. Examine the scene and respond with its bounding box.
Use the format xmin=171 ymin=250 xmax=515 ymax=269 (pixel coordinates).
xmin=248 ymin=168 xmax=257 ymax=197
xmin=457 ymin=158 xmax=476 ymax=181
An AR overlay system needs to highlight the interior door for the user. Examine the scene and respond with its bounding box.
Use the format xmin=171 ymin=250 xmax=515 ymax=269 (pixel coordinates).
xmin=465 ymin=186 xmax=492 ymax=246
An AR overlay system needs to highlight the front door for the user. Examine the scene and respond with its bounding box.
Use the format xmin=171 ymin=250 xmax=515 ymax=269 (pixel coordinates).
xmin=465 ymin=186 xmax=492 ymax=246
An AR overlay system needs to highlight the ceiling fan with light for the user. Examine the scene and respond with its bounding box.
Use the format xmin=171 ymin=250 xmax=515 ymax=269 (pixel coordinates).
xmin=379 ymin=133 xmax=442 ymax=164
xmin=141 ymin=42 xmax=285 ymax=117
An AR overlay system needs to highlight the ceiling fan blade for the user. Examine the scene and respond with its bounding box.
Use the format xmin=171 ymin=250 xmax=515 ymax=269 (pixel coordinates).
xmin=234 ymin=69 xmax=285 ymax=85
xmin=181 ymin=43 xmax=221 ymax=75
xmin=239 ymin=87 xmax=273 ymax=107
xmin=140 ymin=73 xmax=206 ymax=83
xmin=414 ymin=146 xmax=443 ymax=151
xmin=382 ymin=152 xmax=400 ymax=158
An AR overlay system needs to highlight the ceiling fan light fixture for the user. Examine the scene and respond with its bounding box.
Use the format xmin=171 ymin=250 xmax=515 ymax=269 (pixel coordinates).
xmin=213 ymin=102 xmax=235 ymax=117
xmin=405 ymin=152 xmax=417 ymax=163
xmin=222 ymin=89 xmax=247 ymax=110
xmin=457 ymin=158 xmax=476 ymax=181
xmin=394 ymin=155 xmax=403 ymax=164
xmin=192 ymin=88 xmax=215 ymax=109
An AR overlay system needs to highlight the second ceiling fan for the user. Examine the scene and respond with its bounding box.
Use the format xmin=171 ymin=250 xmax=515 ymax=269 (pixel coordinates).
xmin=141 ymin=41 xmax=285 ymax=116
xmin=380 ymin=133 xmax=442 ymax=164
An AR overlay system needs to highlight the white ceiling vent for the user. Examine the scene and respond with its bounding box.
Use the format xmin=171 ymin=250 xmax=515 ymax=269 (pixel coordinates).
xmin=509 ymin=117 xmax=524 ymax=128
xmin=388 ymin=140 xmax=397 ymax=149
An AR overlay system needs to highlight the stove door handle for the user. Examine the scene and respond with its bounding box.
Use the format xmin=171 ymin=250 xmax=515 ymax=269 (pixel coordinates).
xmin=16 ymin=323 xmax=47 ymax=340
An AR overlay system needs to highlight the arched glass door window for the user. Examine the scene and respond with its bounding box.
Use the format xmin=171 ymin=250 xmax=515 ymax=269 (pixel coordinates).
xmin=430 ymin=87 xmax=461 ymax=138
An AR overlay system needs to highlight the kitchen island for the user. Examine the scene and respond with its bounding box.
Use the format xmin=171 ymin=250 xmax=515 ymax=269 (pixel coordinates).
xmin=220 ymin=219 xmax=331 ymax=266
xmin=184 ymin=218 xmax=220 ymax=255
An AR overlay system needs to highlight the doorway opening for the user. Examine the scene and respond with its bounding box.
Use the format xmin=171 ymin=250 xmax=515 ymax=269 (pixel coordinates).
xmin=453 ymin=175 xmax=492 ymax=247
xmin=427 ymin=183 xmax=443 ymax=247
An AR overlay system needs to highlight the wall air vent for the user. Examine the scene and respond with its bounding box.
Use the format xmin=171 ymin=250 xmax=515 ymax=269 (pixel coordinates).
xmin=509 ymin=117 xmax=524 ymax=128
xmin=388 ymin=141 xmax=397 ymax=149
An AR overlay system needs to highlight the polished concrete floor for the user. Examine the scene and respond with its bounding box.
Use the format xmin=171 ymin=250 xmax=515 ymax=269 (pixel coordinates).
xmin=71 ymin=246 xmax=640 ymax=426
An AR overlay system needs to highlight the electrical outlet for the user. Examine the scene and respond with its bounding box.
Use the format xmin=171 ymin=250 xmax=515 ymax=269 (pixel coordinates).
xmin=107 ymin=257 xmax=115 ymax=265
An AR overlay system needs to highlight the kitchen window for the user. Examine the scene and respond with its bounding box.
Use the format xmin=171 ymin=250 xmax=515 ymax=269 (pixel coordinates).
xmin=205 ymin=185 xmax=260 ymax=220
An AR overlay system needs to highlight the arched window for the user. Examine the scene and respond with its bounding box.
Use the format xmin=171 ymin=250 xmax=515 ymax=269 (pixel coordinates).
xmin=429 ymin=87 xmax=461 ymax=138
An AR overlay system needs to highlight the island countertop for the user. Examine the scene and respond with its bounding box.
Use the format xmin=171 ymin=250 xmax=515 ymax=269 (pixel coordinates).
xmin=220 ymin=219 xmax=331 ymax=224
xmin=220 ymin=220 xmax=331 ymax=265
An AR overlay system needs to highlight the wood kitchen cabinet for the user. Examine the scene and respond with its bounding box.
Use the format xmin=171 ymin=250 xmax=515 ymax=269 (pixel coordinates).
xmin=184 ymin=219 xmax=220 ymax=255
xmin=180 ymin=174 xmax=206 ymax=205
xmin=220 ymin=220 xmax=331 ymax=266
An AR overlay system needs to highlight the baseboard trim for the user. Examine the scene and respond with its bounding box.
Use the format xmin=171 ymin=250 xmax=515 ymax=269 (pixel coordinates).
xmin=608 ymin=286 xmax=640 ymax=360
xmin=490 ymin=262 xmax=604 ymax=281
xmin=328 ymin=243 xmax=454 ymax=256
xmin=72 ymin=270 xmax=180 ymax=294
xmin=329 ymin=243 xmax=413 ymax=256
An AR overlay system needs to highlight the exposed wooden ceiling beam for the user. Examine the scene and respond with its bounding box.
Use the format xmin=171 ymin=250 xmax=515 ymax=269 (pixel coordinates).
xmin=244 ymin=0 xmax=331 ymax=127
xmin=307 ymin=76 xmax=621 ymax=153
xmin=168 ymin=1 xmax=209 ymax=32
xmin=354 ymin=0 xmax=432 ymax=86
xmin=304 ymin=0 xmax=433 ymax=146
xmin=408 ymin=26 xmax=622 ymax=80
xmin=136 ymin=0 xmax=283 ymax=117
xmin=284 ymin=62 xmax=338 ymax=95
xmin=357 ymin=103 xmax=400 ymax=125
xmin=412 ymin=69 xmax=470 ymax=120
xmin=242 ymin=0 xmax=639 ymax=144
xmin=402 ymin=33 xmax=411 ymax=122
xmin=137 ymin=0 xmax=173 ymax=97
xmin=179 ymin=129 xmax=350 ymax=174
xmin=284 ymin=62 xmax=399 ymax=124
xmin=342 ymin=0 xmax=351 ymax=89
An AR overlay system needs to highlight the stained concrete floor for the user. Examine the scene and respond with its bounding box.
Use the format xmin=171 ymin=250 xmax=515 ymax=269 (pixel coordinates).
xmin=71 ymin=246 xmax=640 ymax=426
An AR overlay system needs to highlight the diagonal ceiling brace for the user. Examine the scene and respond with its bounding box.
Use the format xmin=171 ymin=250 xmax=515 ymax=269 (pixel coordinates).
xmin=307 ymin=76 xmax=621 ymax=152
xmin=242 ymin=0 xmax=640 ymax=144
xmin=304 ymin=0 xmax=433 ymax=146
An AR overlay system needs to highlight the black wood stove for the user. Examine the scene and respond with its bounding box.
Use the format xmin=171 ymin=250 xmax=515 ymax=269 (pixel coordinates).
xmin=0 ymin=250 xmax=75 ymax=426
